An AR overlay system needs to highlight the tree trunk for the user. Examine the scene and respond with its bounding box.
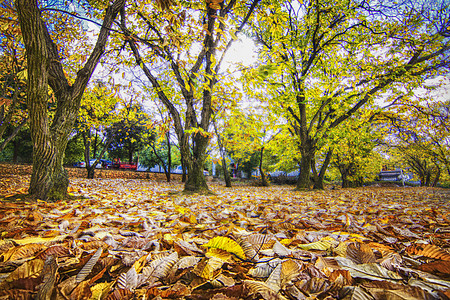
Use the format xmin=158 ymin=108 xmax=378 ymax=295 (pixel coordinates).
xmin=296 ymin=148 xmax=314 ymax=190
xmin=184 ymin=134 xmax=209 ymax=193
xmin=87 ymin=167 xmax=95 ymax=179
xmin=166 ymin=133 xmax=171 ymax=182
xmin=313 ymin=149 xmax=333 ymax=190
xmin=12 ymin=140 xmax=19 ymax=163
xmin=341 ymin=171 xmax=351 ymax=188
xmin=16 ymin=1 xmax=69 ymax=200
xmin=213 ymin=119 xmax=231 ymax=187
xmin=16 ymin=0 xmax=124 ymax=201
xmin=259 ymin=147 xmax=269 ymax=186
xmin=432 ymin=167 xmax=440 ymax=187
xmin=222 ymin=156 xmax=232 ymax=187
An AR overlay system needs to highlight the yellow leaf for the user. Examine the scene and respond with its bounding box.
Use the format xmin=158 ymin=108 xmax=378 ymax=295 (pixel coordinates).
xmin=6 ymin=258 xmax=44 ymax=282
xmin=297 ymin=240 xmax=332 ymax=251
xmin=203 ymin=236 xmax=245 ymax=260
xmin=90 ymin=282 xmax=114 ymax=300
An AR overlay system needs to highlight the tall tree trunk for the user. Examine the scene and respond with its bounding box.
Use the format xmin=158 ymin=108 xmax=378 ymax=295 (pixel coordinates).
xmin=16 ymin=0 xmax=124 ymax=200
xmin=222 ymin=156 xmax=232 ymax=187
xmin=259 ymin=147 xmax=269 ymax=186
xmin=294 ymin=92 xmax=314 ymax=190
xmin=181 ymin=158 xmax=187 ymax=182
xmin=341 ymin=169 xmax=351 ymax=188
xmin=16 ymin=1 xmax=69 ymax=200
xmin=313 ymin=149 xmax=333 ymax=190
xmin=93 ymin=131 xmax=98 ymax=158
xmin=13 ymin=140 xmax=19 ymax=163
xmin=432 ymin=166 xmax=440 ymax=187
xmin=166 ymin=133 xmax=171 ymax=182
xmin=213 ymin=120 xmax=231 ymax=187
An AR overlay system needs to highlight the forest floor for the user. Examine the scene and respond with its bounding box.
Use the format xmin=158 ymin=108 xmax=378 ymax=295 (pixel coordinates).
xmin=0 ymin=169 xmax=449 ymax=299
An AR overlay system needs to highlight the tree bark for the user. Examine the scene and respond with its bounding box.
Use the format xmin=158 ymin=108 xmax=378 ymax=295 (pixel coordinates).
xmin=15 ymin=0 xmax=125 ymax=200
xmin=259 ymin=147 xmax=269 ymax=186
xmin=213 ymin=119 xmax=231 ymax=187
xmin=184 ymin=134 xmax=210 ymax=193
xmin=166 ymin=133 xmax=171 ymax=182
xmin=313 ymin=149 xmax=333 ymax=190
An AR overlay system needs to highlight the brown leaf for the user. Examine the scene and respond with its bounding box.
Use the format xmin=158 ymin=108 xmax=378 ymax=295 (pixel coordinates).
xmin=6 ymin=258 xmax=44 ymax=282
xmin=35 ymin=245 xmax=71 ymax=260
xmin=406 ymin=244 xmax=450 ymax=261
xmin=0 ymin=289 xmax=34 ymax=300
xmin=160 ymin=281 xmax=190 ymax=298
xmin=346 ymin=242 xmax=376 ymax=264
xmin=69 ymin=280 xmax=92 ymax=300
xmin=104 ymin=288 xmax=133 ymax=300
xmin=1 ymin=243 xmax=47 ymax=262
xmin=418 ymin=260 xmax=450 ymax=279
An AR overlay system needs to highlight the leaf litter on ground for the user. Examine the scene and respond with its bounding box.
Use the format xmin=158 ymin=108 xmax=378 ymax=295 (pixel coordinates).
xmin=0 ymin=175 xmax=449 ymax=299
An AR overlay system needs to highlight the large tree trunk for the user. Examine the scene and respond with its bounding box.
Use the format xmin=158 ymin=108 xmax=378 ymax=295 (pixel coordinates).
xmin=296 ymin=145 xmax=314 ymax=190
xmin=184 ymin=134 xmax=209 ymax=193
xmin=16 ymin=0 xmax=124 ymax=200
xmin=16 ymin=0 xmax=68 ymax=200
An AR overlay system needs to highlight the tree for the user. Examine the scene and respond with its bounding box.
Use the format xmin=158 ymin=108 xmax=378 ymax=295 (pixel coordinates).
xmin=382 ymin=94 xmax=450 ymax=186
xmin=76 ymin=82 xmax=122 ymax=178
xmin=15 ymin=0 xmax=125 ymax=200
xmin=247 ymin=0 xmax=450 ymax=190
xmin=117 ymin=0 xmax=262 ymax=193
xmin=329 ymin=114 xmax=383 ymax=188
xmin=106 ymin=100 xmax=152 ymax=164
xmin=224 ymin=107 xmax=279 ymax=186
xmin=0 ymin=1 xmax=28 ymax=152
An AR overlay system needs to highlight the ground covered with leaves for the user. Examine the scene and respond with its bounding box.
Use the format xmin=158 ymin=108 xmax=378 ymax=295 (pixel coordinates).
xmin=0 ymin=175 xmax=449 ymax=299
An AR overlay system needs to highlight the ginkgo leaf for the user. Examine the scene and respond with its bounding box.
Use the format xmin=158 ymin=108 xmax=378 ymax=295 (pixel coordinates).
xmin=203 ymin=236 xmax=245 ymax=260
xmin=76 ymin=248 xmax=102 ymax=283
